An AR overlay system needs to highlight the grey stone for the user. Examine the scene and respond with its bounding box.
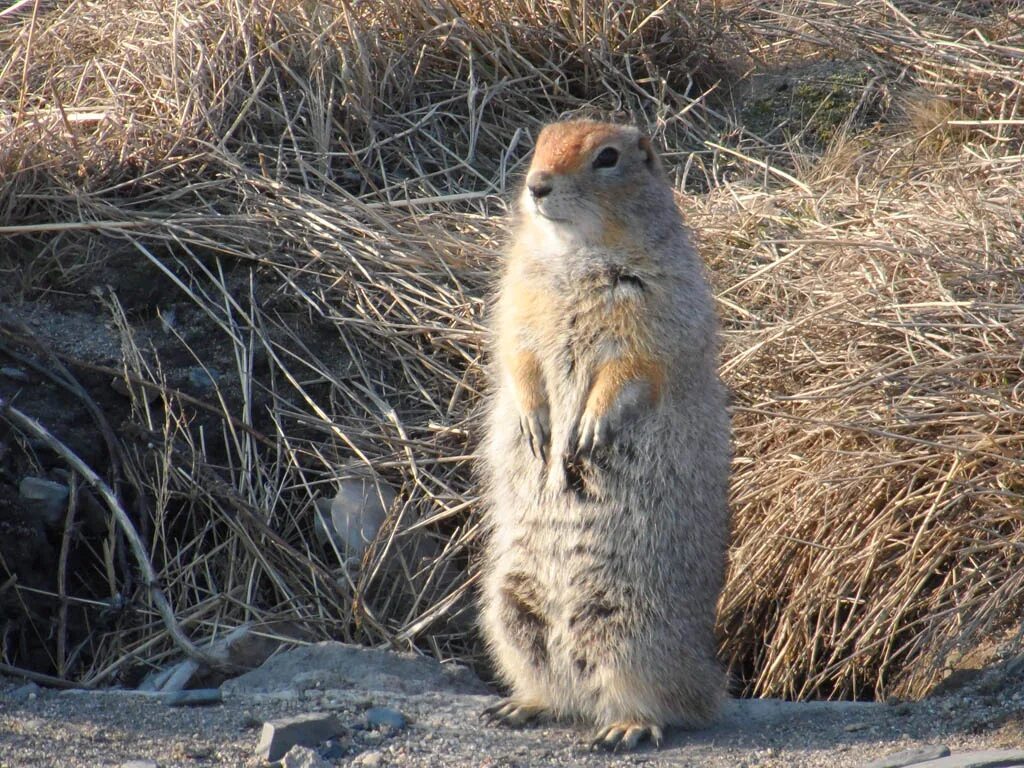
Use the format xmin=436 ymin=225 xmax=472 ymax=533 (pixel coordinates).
xmin=313 ymin=471 xmax=395 ymax=560
xmin=0 ymin=366 xmax=30 ymax=382
xmin=203 ymin=623 xmax=282 ymax=672
xmin=156 ymin=659 xmax=200 ymax=693
xmin=863 ymin=745 xmax=952 ymax=768
xmin=353 ymin=752 xmax=384 ymax=768
xmin=365 ymin=706 xmax=406 ymax=731
xmin=163 ymin=688 xmax=222 ymax=707
xmin=320 ymin=739 xmax=347 ymax=759
xmin=20 ymin=718 xmax=45 ymax=732
xmin=907 ymin=751 xmax=1024 ymax=768
xmin=18 ymin=476 xmax=69 ymax=526
xmin=136 ymin=665 xmax=177 ymax=692
xmin=109 ymin=376 xmax=159 ymax=403
xmin=158 ymin=307 xmax=177 ymax=334
xmin=715 ymin=697 xmax=881 ymax=730
xmin=224 ymin=641 xmax=488 ymax=700
xmin=281 ymin=745 xmax=331 ymax=768
xmin=9 ymin=682 xmax=41 ymax=702
xmin=256 ymin=712 xmax=346 ymax=763
xmin=187 ymin=366 xmax=220 ymax=392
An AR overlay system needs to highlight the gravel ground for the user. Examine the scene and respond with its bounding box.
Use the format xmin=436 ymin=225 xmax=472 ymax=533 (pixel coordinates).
xmin=1 ymin=643 xmax=1022 ymax=768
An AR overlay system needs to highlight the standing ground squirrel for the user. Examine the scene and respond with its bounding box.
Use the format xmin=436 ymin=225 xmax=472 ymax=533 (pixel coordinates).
xmin=478 ymin=119 xmax=731 ymax=751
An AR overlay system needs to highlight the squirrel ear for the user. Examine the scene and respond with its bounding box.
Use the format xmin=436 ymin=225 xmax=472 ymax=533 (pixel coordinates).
xmin=638 ymin=135 xmax=661 ymax=172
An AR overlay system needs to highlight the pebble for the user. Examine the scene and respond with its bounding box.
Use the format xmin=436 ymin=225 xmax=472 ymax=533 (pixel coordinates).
xmin=20 ymin=718 xmax=45 ymax=733
xmin=320 ymin=738 xmax=348 ymax=759
xmin=187 ymin=366 xmax=220 ymax=392
xmin=353 ymin=751 xmax=384 ymax=768
xmin=164 ymin=688 xmax=222 ymax=707
xmin=154 ymin=659 xmax=200 ymax=693
xmin=257 ymin=712 xmax=346 ymax=763
xmin=314 ymin=474 xmax=395 ymax=559
xmin=109 ymin=376 xmax=160 ymax=403
xmin=365 ymin=706 xmax=406 ymax=732
xmin=0 ymin=366 xmax=31 ymax=382
xmin=281 ymin=745 xmax=331 ymax=768
xmin=9 ymin=682 xmax=41 ymax=703
xmin=863 ymin=745 xmax=952 ymax=768
xmin=18 ymin=477 xmax=70 ymax=526
xmin=137 ymin=665 xmax=177 ymax=692
xmin=903 ymin=750 xmax=1024 ymax=768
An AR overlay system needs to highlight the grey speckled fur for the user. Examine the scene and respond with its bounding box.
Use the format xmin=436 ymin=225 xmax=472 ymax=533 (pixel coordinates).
xmin=478 ymin=120 xmax=731 ymax=736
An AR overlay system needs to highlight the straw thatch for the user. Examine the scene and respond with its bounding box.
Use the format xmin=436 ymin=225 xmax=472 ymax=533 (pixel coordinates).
xmin=1 ymin=0 xmax=1022 ymax=700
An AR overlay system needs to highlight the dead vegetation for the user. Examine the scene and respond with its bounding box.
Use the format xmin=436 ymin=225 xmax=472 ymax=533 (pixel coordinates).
xmin=0 ymin=0 xmax=1022 ymax=701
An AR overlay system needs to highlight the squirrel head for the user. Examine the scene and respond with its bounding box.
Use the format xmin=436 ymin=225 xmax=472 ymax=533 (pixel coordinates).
xmin=520 ymin=120 xmax=668 ymax=247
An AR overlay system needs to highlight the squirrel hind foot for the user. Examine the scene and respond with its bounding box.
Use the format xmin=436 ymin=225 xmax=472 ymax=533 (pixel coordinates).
xmin=589 ymin=721 xmax=664 ymax=752
xmin=481 ymin=698 xmax=548 ymax=729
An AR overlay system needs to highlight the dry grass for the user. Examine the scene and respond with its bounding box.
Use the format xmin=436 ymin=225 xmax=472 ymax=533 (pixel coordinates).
xmin=0 ymin=0 xmax=1022 ymax=700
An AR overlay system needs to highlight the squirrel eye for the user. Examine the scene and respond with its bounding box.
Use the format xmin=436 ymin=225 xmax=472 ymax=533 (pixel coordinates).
xmin=592 ymin=147 xmax=620 ymax=170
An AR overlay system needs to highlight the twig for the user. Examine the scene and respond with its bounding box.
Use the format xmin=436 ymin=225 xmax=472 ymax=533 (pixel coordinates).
xmin=0 ymin=396 xmax=220 ymax=668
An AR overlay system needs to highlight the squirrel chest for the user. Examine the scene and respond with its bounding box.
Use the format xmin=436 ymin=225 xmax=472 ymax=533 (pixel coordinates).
xmin=538 ymin=260 xmax=654 ymax=377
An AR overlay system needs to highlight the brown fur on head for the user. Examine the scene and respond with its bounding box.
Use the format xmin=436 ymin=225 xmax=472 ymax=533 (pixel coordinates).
xmin=530 ymin=120 xmax=660 ymax=175
xmin=520 ymin=120 xmax=669 ymax=246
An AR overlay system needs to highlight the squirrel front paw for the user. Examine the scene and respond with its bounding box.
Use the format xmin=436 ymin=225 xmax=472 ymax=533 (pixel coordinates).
xmin=571 ymin=379 xmax=652 ymax=458
xmin=519 ymin=404 xmax=551 ymax=461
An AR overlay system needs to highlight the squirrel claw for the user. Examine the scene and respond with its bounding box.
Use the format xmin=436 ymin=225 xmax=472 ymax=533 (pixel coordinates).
xmin=589 ymin=722 xmax=663 ymax=752
xmin=520 ymin=406 xmax=550 ymax=462
xmin=572 ymin=411 xmax=611 ymax=458
xmin=481 ymin=698 xmax=546 ymax=728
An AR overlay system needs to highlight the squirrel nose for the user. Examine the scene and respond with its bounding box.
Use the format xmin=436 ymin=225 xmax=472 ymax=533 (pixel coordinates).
xmin=527 ymin=171 xmax=553 ymax=200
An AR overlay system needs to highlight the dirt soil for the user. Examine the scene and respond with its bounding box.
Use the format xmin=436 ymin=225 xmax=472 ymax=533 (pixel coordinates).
xmin=2 ymin=642 xmax=1023 ymax=768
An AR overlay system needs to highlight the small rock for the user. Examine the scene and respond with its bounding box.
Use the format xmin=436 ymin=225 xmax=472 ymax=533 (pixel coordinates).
xmin=158 ymin=308 xmax=177 ymax=333
xmin=313 ymin=471 xmax=396 ymax=560
xmin=18 ymin=477 xmax=69 ymax=526
xmin=320 ymin=739 xmax=347 ymax=759
xmin=844 ymin=721 xmax=869 ymax=732
xmin=281 ymin=745 xmax=331 ymax=768
xmin=0 ymin=366 xmax=30 ymax=382
xmin=109 ymin=376 xmax=159 ymax=403
xmin=157 ymin=659 xmax=200 ymax=693
xmin=353 ymin=752 xmax=384 ymax=768
xmin=164 ymin=688 xmax=222 ymax=707
xmin=9 ymin=682 xmax=41 ymax=703
xmin=903 ymin=750 xmax=1024 ymax=767
xmin=20 ymin=718 xmax=45 ymax=732
xmin=365 ymin=706 xmax=406 ymax=732
xmin=187 ymin=366 xmax=220 ymax=393
xmin=137 ymin=665 xmax=176 ymax=692
xmin=863 ymin=745 xmax=952 ymax=768
xmin=256 ymin=712 xmax=346 ymax=763
xmin=204 ymin=623 xmax=282 ymax=672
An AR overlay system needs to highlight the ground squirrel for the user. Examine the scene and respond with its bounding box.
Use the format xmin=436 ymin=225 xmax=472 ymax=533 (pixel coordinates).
xmin=478 ymin=119 xmax=731 ymax=751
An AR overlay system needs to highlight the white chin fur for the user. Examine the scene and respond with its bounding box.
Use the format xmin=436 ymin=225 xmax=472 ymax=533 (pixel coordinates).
xmin=524 ymin=198 xmax=600 ymax=247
